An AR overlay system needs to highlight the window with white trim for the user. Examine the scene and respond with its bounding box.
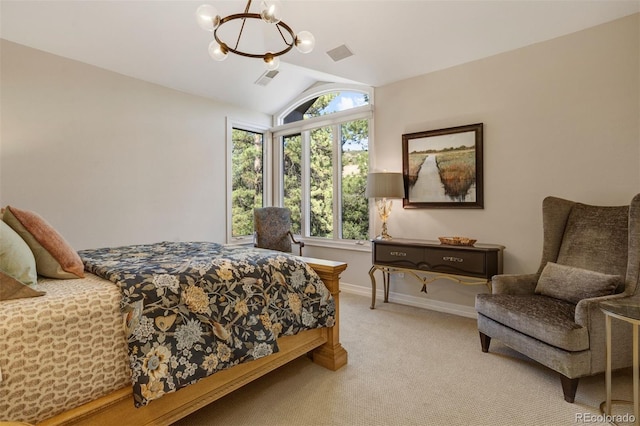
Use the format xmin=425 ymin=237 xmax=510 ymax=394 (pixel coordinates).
xmin=272 ymin=85 xmax=373 ymax=243
xmin=228 ymin=125 xmax=266 ymax=240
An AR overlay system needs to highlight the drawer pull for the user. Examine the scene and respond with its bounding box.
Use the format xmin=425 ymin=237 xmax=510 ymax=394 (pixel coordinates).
xmin=443 ymin=256 xmax=464 ymax=263
xmin=389 ymin=251 xmax=407 ymax=257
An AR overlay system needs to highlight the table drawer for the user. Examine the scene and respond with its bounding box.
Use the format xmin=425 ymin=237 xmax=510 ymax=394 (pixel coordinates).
xmin=423 ymin=248 xmax=488 ymax=277
xmin=374 ymin=244 xmax=424 ymax=269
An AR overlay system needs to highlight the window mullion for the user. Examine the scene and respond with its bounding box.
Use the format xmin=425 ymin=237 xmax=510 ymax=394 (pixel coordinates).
xmin=263 ymin=131 xmax=272 ymax=207
xmin=333 ymin=124 xmax=342 ymax=240
xmin=301 ymin=130 xmax=311 ymax=238
xmin=271 ymin=134 xmax=282 ymax=207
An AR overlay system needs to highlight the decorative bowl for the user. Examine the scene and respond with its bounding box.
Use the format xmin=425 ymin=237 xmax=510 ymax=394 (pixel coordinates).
xmin=438 ymin=236 xmax=477 ymax=246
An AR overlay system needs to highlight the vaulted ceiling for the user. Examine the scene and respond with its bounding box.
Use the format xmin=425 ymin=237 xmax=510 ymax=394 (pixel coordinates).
xmin=2 ymin=1 xmax=638 ymax=114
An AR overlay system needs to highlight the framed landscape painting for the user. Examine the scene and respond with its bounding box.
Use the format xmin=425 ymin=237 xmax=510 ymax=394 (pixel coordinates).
xmin=402 ymin=123 xmax=483 ymax=209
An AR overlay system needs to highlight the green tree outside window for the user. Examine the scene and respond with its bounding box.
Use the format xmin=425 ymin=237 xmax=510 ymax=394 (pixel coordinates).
xmin=281 ymin=91 xmax=370 ymax=241
xmin=231 ymin=128 xmax=263 ymax=237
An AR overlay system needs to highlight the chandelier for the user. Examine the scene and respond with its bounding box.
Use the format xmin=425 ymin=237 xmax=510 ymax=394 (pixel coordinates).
xmin=196 ymin=0 xmax=315 ymax=70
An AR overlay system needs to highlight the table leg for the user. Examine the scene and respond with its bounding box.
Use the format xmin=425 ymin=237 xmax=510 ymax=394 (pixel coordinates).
xmin=383 ymin=270 xmax=390 ymax=303
xmin=606 ymin=314 xmax=612 ymax=415
xmin=368 ymin=265 xmax=377 ymax=309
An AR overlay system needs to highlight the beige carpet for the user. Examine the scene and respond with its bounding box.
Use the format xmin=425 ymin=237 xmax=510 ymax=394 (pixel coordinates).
xmin=173 ymin=292 xmax=635 ymax=426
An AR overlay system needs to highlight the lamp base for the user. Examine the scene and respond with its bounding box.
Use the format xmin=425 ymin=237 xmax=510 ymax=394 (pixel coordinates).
xmin=375 ymin=220 xmax=393 ymax=240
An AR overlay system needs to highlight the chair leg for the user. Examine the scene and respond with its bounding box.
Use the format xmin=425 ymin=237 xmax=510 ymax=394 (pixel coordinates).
xmin=560 ymin=375 xmax=579 ymax=403
xmin=479 ymin=332 xmax=491 ymax=353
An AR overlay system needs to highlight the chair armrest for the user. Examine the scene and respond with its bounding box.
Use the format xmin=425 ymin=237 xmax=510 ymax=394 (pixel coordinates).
xmin=288 ymin=231 xmax=304 ymax=245
xmin=491 ymin=273 xmax=538 ymax=295
xmin=574 ymin=293 xmax=630 ymax=327
xmin=575 ymin=293 xmax=633 ymax=374
xmin=288 ymin=231 xmax=305 ymax=256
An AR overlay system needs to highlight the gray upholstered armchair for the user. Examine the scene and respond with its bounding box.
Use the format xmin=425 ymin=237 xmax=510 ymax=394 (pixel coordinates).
xmin=476 ymin=194 xmax=640 ymax=403
xmin=254 ymin=207 xmax=304 ymax=256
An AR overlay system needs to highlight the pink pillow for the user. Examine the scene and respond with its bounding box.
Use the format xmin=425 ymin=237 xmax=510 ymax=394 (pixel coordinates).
xmin=3 ymin=206 xmax=85 ymax=279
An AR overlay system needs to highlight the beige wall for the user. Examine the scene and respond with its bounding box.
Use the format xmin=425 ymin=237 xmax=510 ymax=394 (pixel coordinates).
xmin=0 ymin=39 xmax=270 ymax=250
xmin=307 ymin=13 xmax=640 ymax=315
xmin=1 ymin=14 xmax=639 ymax=316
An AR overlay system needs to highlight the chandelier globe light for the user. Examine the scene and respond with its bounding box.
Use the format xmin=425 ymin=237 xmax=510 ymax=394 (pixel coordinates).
xmin=196 ymin=1 xmax=315 ymax=70
xmin=260 ymin=0 xmax=282 ymax=24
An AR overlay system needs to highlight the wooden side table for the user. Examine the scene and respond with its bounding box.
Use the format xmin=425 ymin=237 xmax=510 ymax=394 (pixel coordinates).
xmin=369 ymin=238 xmax=504 ymax=309
xmin=600 ymin=300 xmax=640 ymax=426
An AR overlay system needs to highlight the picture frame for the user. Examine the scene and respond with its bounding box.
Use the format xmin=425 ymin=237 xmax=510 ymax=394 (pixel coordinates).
xmin=402 ymin=123 xmax=483 ymax=209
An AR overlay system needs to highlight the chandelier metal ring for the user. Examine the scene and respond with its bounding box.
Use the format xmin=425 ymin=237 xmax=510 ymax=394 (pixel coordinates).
xmin=214 ymin=13 xmax=295 ymax=59
xmin=197 ymin=1 xmax=315 ymax=69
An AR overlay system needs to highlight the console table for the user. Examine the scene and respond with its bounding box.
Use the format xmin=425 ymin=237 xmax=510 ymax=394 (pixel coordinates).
xmin=369 ymin=238 xmax=504 ymax=309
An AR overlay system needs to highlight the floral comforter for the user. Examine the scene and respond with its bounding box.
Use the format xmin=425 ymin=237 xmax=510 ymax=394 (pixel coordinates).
xmin=79 ymin=242 xmax=334 ymax=407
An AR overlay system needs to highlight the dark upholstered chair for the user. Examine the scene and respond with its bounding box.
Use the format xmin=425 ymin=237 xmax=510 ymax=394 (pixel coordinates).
xmin=254 ymin=207 xmax=304 ymax=256
xmin=476 ymin=194 xmax=640 ymax=403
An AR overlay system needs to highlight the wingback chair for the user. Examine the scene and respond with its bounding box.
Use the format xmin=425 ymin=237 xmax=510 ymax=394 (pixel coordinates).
xmin=254 ymin=207 xmax=304 ymax=256
xmin=476 ymin=194 xmax=640 ymax=403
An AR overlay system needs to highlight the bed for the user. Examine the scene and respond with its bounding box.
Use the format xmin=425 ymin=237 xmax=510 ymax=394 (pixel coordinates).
xmin=0 ymin=240 xmax=347 ymax=425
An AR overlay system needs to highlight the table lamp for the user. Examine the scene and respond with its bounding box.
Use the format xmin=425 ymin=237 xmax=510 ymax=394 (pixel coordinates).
xmin=365 ymin=172 xmax=405 ymax=240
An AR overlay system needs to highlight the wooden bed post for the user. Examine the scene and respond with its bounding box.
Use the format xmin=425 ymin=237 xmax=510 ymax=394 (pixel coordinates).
xmin=304 ymin=258 xmax=348 ymax=371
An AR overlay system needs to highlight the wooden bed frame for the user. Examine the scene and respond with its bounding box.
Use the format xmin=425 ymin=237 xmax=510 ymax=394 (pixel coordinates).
xmin=37 ymin=258 xmax=348 ymax=426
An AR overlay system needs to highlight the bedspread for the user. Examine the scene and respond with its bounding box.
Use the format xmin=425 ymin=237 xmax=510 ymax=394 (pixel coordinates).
xmin=0 ymin=274 xmax=130 ymax=424
xmin=79 ymin=242 xmax=334 ymax=407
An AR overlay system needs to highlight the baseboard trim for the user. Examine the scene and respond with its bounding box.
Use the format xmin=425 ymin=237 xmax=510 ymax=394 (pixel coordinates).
xmin=339 ymin=282 xmax=478 ymax=319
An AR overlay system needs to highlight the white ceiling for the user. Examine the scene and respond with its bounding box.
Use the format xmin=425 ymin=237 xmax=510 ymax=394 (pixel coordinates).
xmin=1 ymin=1 xmax=639 ymax=115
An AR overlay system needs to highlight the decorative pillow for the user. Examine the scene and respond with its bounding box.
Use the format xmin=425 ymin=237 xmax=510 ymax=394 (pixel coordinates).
xmin=0 ymin=270 xmax=45 ymax=301
xmin=535 ymin=262 xmax=622 ymax=304
xmin=2 ymin=206 xmax=85 ymax=279
xmin=0 ymin=220 xmax=38 ymax=286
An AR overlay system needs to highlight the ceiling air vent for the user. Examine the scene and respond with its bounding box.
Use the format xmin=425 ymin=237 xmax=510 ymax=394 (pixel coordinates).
xmin=326 ymin=44 xmax=353 ymax=62
xmin=254 ymin=70 xmax=280 ymax=86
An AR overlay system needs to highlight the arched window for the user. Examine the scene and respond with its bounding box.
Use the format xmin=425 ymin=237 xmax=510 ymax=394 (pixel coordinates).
xmin=281 ymin=90 xmax=370 ymax=124
xmin=271 ymin=84 xmax=373 ymax=245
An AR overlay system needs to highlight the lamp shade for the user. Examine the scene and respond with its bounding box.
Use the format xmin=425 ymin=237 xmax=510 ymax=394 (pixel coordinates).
xmin=365 ymin=172 xmax=405 ymax=199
